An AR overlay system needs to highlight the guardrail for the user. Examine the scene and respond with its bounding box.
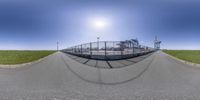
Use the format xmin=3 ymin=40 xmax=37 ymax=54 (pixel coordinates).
xmin=62 ymin=41 xmax=156 ymax=60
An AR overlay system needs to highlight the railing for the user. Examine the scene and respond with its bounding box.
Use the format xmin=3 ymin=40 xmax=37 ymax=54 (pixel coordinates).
xmin=62 ymin=41 xmax=156 ymax=60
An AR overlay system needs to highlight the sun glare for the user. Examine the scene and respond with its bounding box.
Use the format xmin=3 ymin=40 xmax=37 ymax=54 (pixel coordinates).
xmin=92 ymin=18 xmax=107 ymax=29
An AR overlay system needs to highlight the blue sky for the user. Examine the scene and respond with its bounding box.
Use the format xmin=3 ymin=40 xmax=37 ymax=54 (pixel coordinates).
xmin=0 ymin=0 xmax=200 ymax=50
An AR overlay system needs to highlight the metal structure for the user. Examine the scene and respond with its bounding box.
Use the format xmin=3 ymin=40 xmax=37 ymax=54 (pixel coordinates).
xmin=154 ymin=36 xmax=161 ymax=49
xmin=62 ymin=39 xmax=156 ymax=60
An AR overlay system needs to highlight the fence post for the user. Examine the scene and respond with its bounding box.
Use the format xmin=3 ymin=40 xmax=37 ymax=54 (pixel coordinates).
xmin=77 ymin=46 xmax=79 ymax=54
xmin=90 ymin=42 xmax=92 ymax=56
xmin=78 ymin=45 xmax=81 ymax=55
xmin=105 ymin=41 xmax=107 ymax=58
xmin=132 ymin=43 xmax=134 ymax=55
xmin=75 ymin=46 xmax=76 ymax=53
xmin=81 ymin=44 xmax=82 ymax=55
xmin=121 ymin=44 xmax=123 ymax=57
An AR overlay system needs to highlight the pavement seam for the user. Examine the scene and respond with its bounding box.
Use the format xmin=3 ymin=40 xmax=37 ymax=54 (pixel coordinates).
xmin=117 ymin=60 xmax=128 ymax=66
xmin=75 ymin=57 xmax=82 ymax=61
xmin=83 ymin=59 xmax=90 ymax=64
xmin=60 ymin=52 xmax=156 ymax=85
xmin=105 ymin=53 xmax=157 ymax=85
xmin=127 ymin=53 xmax=154 ymax=64
xmin=60 ymin=54 xmax=105 ymax=85
xmin=120 ymin=60 xmax=134 ymax=66
xmin=106 ymin=61 xmax=113 ymax=68
xmin=126 ymin=59 xmax=137 ymax=63
xmin=62 ymin=52 xmax=155 ymax=70
xmin=95 ymin=60 xmax=98 ymax=68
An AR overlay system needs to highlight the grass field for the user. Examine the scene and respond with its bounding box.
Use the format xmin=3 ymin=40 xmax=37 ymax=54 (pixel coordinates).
xmin=163 ymin=50 xmax=200 ymax=64
xmin=0 ymin=50 xmax=56 ymax=65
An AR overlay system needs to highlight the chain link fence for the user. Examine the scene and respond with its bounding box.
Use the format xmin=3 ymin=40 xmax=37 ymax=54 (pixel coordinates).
xmin=62 ymin=41 xmax=155 ymax=60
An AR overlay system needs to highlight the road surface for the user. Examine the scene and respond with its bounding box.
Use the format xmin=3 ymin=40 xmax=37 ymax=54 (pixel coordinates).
xmin=0 ymin=51 xmax=200 ymax=99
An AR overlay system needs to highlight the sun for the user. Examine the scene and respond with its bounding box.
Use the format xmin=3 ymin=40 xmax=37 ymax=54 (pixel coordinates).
xmin=92 ymin=18 xmax=107 ymax=29
xmin=94 ymin=20 xmax=106 ymax=28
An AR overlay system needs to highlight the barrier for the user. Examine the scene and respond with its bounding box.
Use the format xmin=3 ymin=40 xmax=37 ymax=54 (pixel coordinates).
xmin=62 ymin=41 xmax=156 ymax=60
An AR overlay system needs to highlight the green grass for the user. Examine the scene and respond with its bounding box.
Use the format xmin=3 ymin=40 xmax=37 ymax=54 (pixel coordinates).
xmin=0 ymin=50 xmax=56 ymax=65
xmin=163 ymin=50 xmax=200 ymax=64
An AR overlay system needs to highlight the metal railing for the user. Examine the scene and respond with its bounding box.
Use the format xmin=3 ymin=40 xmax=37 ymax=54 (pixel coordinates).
xmin=62 ymin=41 xmax=156 ymax=60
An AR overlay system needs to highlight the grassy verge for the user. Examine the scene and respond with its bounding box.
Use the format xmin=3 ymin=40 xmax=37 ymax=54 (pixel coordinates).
xmin=163 ymin=50 xmax=200 ymax=64
xmin=0 ymin=50 xmax=56 ymax=65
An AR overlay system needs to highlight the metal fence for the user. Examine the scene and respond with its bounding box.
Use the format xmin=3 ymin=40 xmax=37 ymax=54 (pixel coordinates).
xmin=62 ymin=41 xmax=156 ymax=60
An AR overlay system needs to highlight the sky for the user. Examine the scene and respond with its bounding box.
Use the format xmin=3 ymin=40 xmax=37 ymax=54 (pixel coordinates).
xmin=0 ymin=0 xmax=200 ymax=50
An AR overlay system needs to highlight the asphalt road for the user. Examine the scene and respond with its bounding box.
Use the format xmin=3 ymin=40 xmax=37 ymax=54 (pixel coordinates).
xmin=0 ymin=51 xmax=200 ymax=100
